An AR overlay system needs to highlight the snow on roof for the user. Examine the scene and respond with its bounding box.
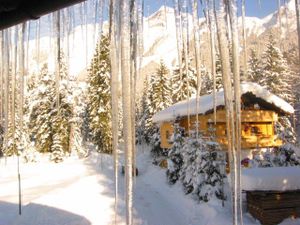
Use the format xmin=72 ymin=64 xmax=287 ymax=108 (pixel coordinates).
xmin=242 ymin=167 xmax=300 ymax=191
xmin=153 ymin=82 xmax=294 ymax=123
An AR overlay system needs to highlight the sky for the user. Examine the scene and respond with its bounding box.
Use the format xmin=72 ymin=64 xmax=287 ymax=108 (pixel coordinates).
xmin=144 ymin=0 xmax=282 ymax=19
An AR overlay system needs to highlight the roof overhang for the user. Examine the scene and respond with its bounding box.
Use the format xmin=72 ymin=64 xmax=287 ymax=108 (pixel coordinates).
xmin=0 ymin=0 xmax=86 ymax=30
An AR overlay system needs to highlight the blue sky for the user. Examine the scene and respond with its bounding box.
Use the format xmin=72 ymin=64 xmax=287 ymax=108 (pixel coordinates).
xmin=145 ymin=0 xmax=280 ymax=18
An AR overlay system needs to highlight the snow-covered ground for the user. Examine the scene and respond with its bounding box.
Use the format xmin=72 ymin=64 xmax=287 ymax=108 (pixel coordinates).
xmin=0 ymin=146 xmax=299 ymax=225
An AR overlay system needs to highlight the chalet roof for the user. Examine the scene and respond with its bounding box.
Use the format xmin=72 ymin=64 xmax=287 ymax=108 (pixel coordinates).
xmin=153 ymin=82 xmax=294 ymax=123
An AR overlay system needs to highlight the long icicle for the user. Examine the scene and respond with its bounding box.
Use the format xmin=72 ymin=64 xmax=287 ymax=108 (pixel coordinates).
xmin=207 ymin=0 xmax=217 ymax=126
xmin=54 ymin=11 xmax=61 ymax=109
xmin=278 ymin=0 xmax=283 ymax=48
xmin=228 ymin=0 xmax=242 ymax=224
xmin=191 ymin=0 xmax=202 ymax=138
xmin=241 ymin=0 xmax=247 ymax=75
xmin=173 ymin=0 xmax=183 ymax=94
xmin=3 ymin=29 xmax=10 ymax=163
xmin=0 ymin=32 xmax=3 ymax=128
xmin=120 ymin=0 xmax=133 ymax=224
xmin=181 ymin=0 xmax=191 ymax=134
xmin=110 ymin=1 xmax=120 ymax=224
xmin=215 ymin=1 xmax=237 ymax=224
xmin=295 ymin=0 xmax=300 ymax=64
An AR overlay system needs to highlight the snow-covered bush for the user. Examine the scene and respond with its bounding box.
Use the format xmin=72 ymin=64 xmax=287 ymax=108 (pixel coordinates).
xmin=166 ymin=123 xmax=185 ymax=184
xmin=250 ymin=144 xmax=300 ymax=168
xmin=181 ymin=135 xmax=226 ymax=202
xmin=276 ymin=116 xmax=297 ymax=144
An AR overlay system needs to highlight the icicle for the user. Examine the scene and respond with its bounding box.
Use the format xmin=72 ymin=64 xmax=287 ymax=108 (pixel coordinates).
xmin=164 ymin=0 xmax=168 ymax=30
xmin=110 ymin=0 xmax=120 ymax=223
xmin=295 ymin=0 xmax=300 ymax=64
xmin=228 ymin=0 xmax=242 ymax=224
xmin=35 ymin=19 xmax=41 ymax=72
xmin=120 ymin=0 xmax=134 ymax=224
xmin=130 ymin=0 xmax=138 ymax=180
xmin=18 ymin=23 xmax=26 ymax=139
xmin=241 ymin=0 xmax=247 ymax=74
xmin=0 ymin=32 xmax=3 ymax=127
xmin=282 ymin=1 xmax=288 ymax=50
xmin=173 ymin=0 xmax=183 ymax=87
xmin=191 ymin=0 xmax=202 ymax=138
xmin=26 ymin=21 xmax=31 ymax=77
xmin=84 ymin=1 xmax=88 ymax=67
xmin=2 ymin=29 xmax=10 ymax=161
xmin=258 ymin=0 xmax=261 ymax=9
xmin=278 ymin=0 xmax=283 ymax=48
xmin=214 ymin=1 xmax=237 ymax=224
xmin=207 ymin=0 xmax=217 ymax=126
xmin=54 ymin=11 xmax=61 ymax=109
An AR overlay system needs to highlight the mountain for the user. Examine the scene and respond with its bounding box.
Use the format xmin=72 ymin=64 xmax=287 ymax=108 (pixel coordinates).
xmin=25 ymin=0 xmax=298 ymax=86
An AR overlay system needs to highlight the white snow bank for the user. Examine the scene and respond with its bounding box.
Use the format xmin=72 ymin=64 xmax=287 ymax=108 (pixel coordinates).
xmin=242 ymin=166 xmax=300 ymax=191
xmin=153 ymin=82 xmax=294 ymax=123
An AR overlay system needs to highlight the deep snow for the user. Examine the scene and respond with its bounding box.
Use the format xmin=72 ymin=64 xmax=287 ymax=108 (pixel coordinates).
xmin=0 ymin=146 xmax=299 ymax=225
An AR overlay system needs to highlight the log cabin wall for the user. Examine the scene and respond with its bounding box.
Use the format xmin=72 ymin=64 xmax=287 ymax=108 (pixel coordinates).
xmin=160 ymin=110 xmax=282 ymax=150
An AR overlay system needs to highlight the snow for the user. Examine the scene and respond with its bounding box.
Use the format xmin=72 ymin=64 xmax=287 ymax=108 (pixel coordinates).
xmin=242 ymin=166 xmax=300 ymax=191
xmin=2 ymin=146 xmax=299 ymax=225
xmin=153 ymin=82 xmax=294 ymax=123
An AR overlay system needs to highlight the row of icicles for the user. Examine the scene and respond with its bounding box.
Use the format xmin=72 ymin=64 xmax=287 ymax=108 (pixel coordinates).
xmin=1 ymin=0 xmax=300 ymax=225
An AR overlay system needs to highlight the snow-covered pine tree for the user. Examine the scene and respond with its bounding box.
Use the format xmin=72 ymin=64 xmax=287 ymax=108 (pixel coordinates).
xmin=201 ymin=54 xmax=223 ymax=95
xmin=276 ymin=116 xmax=297 ymax=144
xmin=180 ymin=128 xmax=226 ymax=202
xmin=152 ymin=60 xmax=172 ymax=112
xmin=250 ymin=145 xmax=300 ymax=168
xmin=194 ymin=142 xmax=226 ymax=202
xmin=166 ymin=122 xmax=185 ymax=185
xmin=87 ymin=35 xmax=112 ymax=154
xmin=260 ymin=35 xmax=295 ymax=104
xmin=50 ymin=53 xmax=73 ymax=161
xmin=28 ymin=65 xmax=55 ymax=154
xmin=247 ymin=48 xmax=262 ymax=83
xmin=172 ymin=56 xmax=197 ymax=103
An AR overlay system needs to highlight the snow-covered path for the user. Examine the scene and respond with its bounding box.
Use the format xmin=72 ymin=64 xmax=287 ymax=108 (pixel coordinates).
xmin=0 ymin=152 xmax=299 ymax=225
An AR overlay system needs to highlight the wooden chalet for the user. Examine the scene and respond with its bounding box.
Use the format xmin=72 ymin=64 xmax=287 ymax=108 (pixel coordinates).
xmin=153 ymin=82 xmax=294 ymax=151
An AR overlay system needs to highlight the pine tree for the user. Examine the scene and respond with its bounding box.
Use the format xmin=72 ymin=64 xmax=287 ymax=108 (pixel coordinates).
xmin=172 ymin=58 xmax=197 ymax=103
xmin=260 ymin=35 xmax=295 ymax=104
xmin=87 ymin=35 xmax=112 ymax=154
xmin=28 ymin=65 xmax=55 ymax=154
xmin=180 ymin=130 xmax=226 ymax=202
xmin=247 ymin=49 xmax=262 ymax=83
xmin=166 ymin=122 xmax=185 ymax=184
xmin=152 ymin=60 xmax=172 ymax=112
xmin=28 ymin=56 xmax=73 ymax=162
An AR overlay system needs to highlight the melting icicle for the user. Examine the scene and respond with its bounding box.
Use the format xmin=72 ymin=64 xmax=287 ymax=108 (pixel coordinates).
xmin=120 ymin=0 xmax=134 ymax=223
xmin=181 ymin=0 xmax=191 ymax=133
xmin=191 ymin=0 xmax=202 ymax=138
xmin=35 ymin=19 xmax=41 ymax=72
xmin=110 ymin=0 xmax=120 ymax=222
xmin=0 ymin=32 xmax=3 ymax=126
xmin=228 ymin=0 xmax=242 ymax=224
xmin=241 ymin=0 xmax=247 ymax=73
xmin=214 ymin=1 xmax=237 ymax=224
xmin=296 ymin=0 xmax=300 ymax=63
xmin=173 ymin=0 xmax=183 ymax=97
xmin=164 ymin=0 xmax=168 ymax=30
xmin=54 ymin=11 xmax=61 ymax=109
xmin=3 ymin=29 xmax=10 ymax=161
xmin=207 ymin=0 xmax=217 ymax=126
